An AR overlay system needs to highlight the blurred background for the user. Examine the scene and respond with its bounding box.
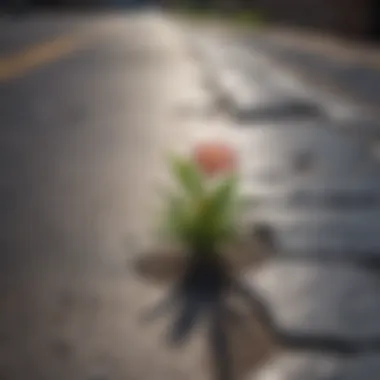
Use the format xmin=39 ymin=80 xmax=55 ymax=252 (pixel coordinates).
xmin=0 ymin=1 xmax=379 ymax=380
xmin=1 ymin=0 xmax=379 ymax=41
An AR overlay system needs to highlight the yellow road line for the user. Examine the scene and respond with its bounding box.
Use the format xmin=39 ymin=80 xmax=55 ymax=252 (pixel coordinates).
xmin=0 ymin=34 xmax=85 ymax=82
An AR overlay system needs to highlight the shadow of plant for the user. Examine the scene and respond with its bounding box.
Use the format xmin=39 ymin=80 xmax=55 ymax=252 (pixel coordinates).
xmin=139 ymin=254 xmax=277 ymax=380
xmin=134 ymin=237 xmax=271 ymax=285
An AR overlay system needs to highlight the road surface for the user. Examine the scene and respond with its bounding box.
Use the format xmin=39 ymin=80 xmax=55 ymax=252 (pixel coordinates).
xmin=0 ymin=10 xmax=210 ymax=380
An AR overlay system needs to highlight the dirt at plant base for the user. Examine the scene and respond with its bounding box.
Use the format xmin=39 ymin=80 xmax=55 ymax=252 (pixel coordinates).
xmin=133 ymin=238 xmax=279 ymax=380
xmin=134 ymin=237 xmax=271 ymax=285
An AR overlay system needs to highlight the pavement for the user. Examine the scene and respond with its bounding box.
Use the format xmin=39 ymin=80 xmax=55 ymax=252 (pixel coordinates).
xmin=191 ymin=24 xmax=380 ymax=139
xmin=239 ymin=31 xmax=380 ymax=114
xmin=0 ymin=10 xmax=218 ymax=380
xmin=185 ymin=19 xmax=380 ymax=114
xmin=187 ymin=24 xmax=380 ymax=380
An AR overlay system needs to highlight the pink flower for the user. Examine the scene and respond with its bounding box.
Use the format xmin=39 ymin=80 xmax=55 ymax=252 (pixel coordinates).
xmin=192 ymin=142 xmax=237 ymax=177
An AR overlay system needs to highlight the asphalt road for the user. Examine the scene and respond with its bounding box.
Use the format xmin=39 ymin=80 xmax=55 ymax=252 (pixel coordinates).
xmin=0 ymin=11 xmax=208 ymax=380
xmin=0 ymin=11 xmax=163 ymax=272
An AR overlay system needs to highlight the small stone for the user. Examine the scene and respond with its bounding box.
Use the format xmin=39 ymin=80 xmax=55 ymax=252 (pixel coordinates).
xmin=245 ymin=260 xmax=380 ymax=347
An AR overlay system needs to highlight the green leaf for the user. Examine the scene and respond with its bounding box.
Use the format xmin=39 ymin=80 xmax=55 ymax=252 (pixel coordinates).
xmin=161 ymin=155 xmax=242 ymax=254
xmin=185 ymin=174 xmax=239 ymax=250
xmin=170 ymin=155 xmax=204 ymax=198
xmin=165 ymin=193 xmax=189 ymax=241
xmin=209 ymin=174 xmax=238 ymax=221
